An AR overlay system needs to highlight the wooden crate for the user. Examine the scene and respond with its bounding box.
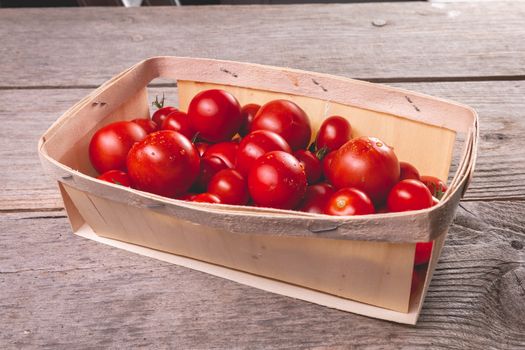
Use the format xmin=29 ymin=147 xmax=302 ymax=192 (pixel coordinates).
xmin=38 ymin=57 xmax=478 ymax=324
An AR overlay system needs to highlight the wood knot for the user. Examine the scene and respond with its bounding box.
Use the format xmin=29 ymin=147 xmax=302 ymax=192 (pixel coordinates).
xmin=499 ymin=267 xmax=525 ymax=326
xmin=511 ymin=240 xmax=523 ymax=250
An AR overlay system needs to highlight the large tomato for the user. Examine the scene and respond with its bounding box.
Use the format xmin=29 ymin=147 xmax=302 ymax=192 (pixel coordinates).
xmin=161 ymin=110 xmax=195 ymax=140
xmin=188 ymin=89 xmax=242 ymax=142
xmin=324 ymin=188 xmax=375 ymax=216
xmin=236 ymin=130 xmax=291 ymax=177
xmin=89 ymin=121 xmax=147 ymax=173
xmin=297 ymin=183 xmax=334 ymax=214
xmin=127 ymin=130 xmax=200 ymax=198
xmin=327 ymin=136 xmax=399 ymax=205
xmin=208 ymin=169 xmax=249 ymax=205
xmin=387 ymin=179 xmax=433 ymax=212
xmin=248 ymin=151 xmax=307 ymax=209
xmin=315 ymin=116 xmax=352 ymax=152
xmin=250 ymin=99 xmax=311 ymax=150
xmin=203 ymin=142 xmax=238 ymax=169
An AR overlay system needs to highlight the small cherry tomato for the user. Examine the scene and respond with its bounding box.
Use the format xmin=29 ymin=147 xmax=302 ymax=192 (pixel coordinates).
xmin=414 ymin=241 xmax=434 ymax=266
xmin=324 ymin=188 xmax=375 ymax=216
xmin=89 ymin=121 xmax=147 ymax=173
xmin=321 ymin=150 xmax=336 ymax=183
xmin=97 ymin=170 xmax=131 ymax=187
xmin=297 ymin=183 xmax=334 ymax=214
xmin=191 ymin=193 xmax=222 ymax=203
xmin=194 ymin=142 xmax=209 ymax=157
xmin=387 ymin=179 xmax=433 ymax=212
xmin=131 ymin=118 xmax=158 ymax=134
xmin=251 ymin=99 xmax=312 ymax=150
xmin=194 ymin=156 xmax=229 ymax=192
xmin=315 ymin=116 xmax=352 ymax=152
xmin=208 ymin=169 xmax=249 ymax=205
xmin=294 ymin=150 xmax=322 ymax=185
xmin=151 ymin=95 xmax=177 ymax=126
xmin=399 ymin=161 xmax=421 ymax=181
xmin=188 ymin=89 xmax=242 ymax=142
xmin=161 ymin=110 xmax=195 ymax=140
xmin=420 ymin=175 xmax=448 ymax=199
xmin=203 ymin=142 xmax=238 ymax=169
xmin=127 ymin=130 xmax=200 ymax=198
xmin=248 ymin=151 xmax=307 ymax=209
xmin=236 ymin=130 xmax=292 ymax=177
xmin=239 ymin=103 xmax=261 ymax=136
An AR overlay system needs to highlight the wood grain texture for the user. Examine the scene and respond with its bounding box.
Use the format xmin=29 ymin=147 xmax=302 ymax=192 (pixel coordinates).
xmin=1 ymin=201 xmax=524 ymax=349
xmin=0 ymin=2 xmax=524 ymax=88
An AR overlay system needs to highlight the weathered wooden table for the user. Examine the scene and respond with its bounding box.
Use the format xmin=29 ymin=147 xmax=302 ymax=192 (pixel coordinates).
xmin=1 ymin=1 xmax=524 ymax=348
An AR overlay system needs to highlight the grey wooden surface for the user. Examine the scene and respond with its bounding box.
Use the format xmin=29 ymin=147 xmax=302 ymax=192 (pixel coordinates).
xmin=1 ymin=2 xmax=524 ymax=349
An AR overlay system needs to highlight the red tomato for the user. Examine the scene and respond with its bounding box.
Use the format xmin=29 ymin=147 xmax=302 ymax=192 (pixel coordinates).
xmin=236 ymin=130 xmax=291 ymax=177
xmin=131 ymin=118 xmax=158 ymax=134
xmin=161 ymin=110 xmax=195 ymax=140
xmin=251 ymin=99 xmax=312 ymax=150
xmin=208 ymin=169 xmax=249 ymax=205
xmin=387 ymin=179 xmax=433 ymax=212
xmin=248 ymin=151 xmax=307 ymax=209
xmin=414 ymin=241 xmax=434 ymax=266
xmin=178 ymin=192 xmax=198 ymax=201
xmin=194 ymin=142 xmax=209 ymax=157
xmin=191 ymin=193 xmax=221 ymax=203
xmin=315 ymin=116 xmax=352 ymax=152
xmin=152 ymin=107 xmax=177 ymax=127
xmin=297 ymin=183 xmax=334 ymax=214
xmin=399 ymin=161 xmax=420 ymax=181
xmin=188 ymin=89 xmax=242 ymax=142
xmin=97 ymin=170 xmax=131 ymax=187
xmin=327 ymin=137 xmax=399 ymax=205
xmin=420 ymin=176 xmax=448 ymax=199
xmin=294 ymin=150 xmax=322 ymax=185
xmin=194 ymin=156 xmax=229 ymax=192
xmin=321 ymin=150 xmax=336 ymax=183
xmin=203 ymin=142 xmax=238 ymax=169
xmin=324 ymin=188 xmax=375 ymax=216
xmin=89 ymin=121 xmax=147 ymax=173
xmin=239 ymin=103 xmax=261 ymax=137
xmin=127 ymin=130 xmax=200 ymax=198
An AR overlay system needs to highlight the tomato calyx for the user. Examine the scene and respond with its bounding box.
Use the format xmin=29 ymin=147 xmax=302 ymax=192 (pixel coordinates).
xmin=191 ymin=132 xmax=200 ymax=143
xmin=152 ymin=94 xmax=165 ymax=109
xmin=315 ymin=146 xmax=330 ymax=161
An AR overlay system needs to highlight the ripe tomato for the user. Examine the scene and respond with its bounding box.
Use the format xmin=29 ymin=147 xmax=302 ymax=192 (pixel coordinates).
xmin=420 ymin=176 xmax=448 ymax=199
xmin=248 ymin=151 xmax=307 ymax=209
xmin=315 ymin=116 xmax=352 ymax=152
xmin=97 ymin=170 xmax=131 ymax=187
xmin=414 ymin=241 xmax=433 ymax=265
xmin=297 ymin=183 xmax=334 ymax=214
xmin=127 ymin=130 xmax=200 ymax=198
xmin=399 ymin=161 xmax=420 ymax=181
xmin=188 ymin=89 xmax=242 ymax=142
xmin=194 ymin=142 xmax=209 ymax=157
xmin=191 ymin=193 xmax=221 ymax=203
xmin=324 ymin=188 xmax=375 ymax=216
xmin=327 ymin=136 xmax=399 ymax=205
xmin=89 ymin=121 xmax=147 ymax=173
xmin=251 ymin=99 xmax=311 ymax=150
xmin=203 ymin=142 xmax=238 ymax=169
xmin=161 ymin=110 xmax=195 ymax=140
xmin=236 ymin=130 xmax=291 ymax=177
xmin=208 ymin=169 xmax=249 ymax=205
xmin=294 ymin=150 xmax=322 ymax=185
xmin=387 ymin=179 xmax=433 ymax=212
xmin=239 ymin=103 xmax=261 ymax=136
xmin=321 ymin=150 xmax=336 ymax=183
xmin=131 ymin=118 xmax=158 ymax=134
xmin=151 ymin=95 xmax=177 ymax=126
xmin=193 ymin=156 xmax=229 ymax=192
xmin=178 ymin=192 xmax=198 ymax=201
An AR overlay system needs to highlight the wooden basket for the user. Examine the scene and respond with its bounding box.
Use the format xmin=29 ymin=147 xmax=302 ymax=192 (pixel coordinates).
xmin=38 ymin=57 xmax=478 ymax=324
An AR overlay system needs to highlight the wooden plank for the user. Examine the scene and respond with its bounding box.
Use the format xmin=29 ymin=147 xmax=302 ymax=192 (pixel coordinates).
xmin=1 ymin=201 xmax=524 ymax=348
xmin=0 ymin=2 xmax=524 ymax=88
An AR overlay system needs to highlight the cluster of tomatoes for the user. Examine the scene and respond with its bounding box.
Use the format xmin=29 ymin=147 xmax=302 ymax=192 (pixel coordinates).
xmin=89 ymin=89 xmax=448 ymax=269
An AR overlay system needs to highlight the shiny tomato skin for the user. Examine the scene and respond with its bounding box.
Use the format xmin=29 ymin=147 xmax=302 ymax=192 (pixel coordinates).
xmin=387 ymin=179 xmax=433 ymax=213
xmin=131 ymin=118 xmax=158 ymax=134
xmin=321 ymin=150 xmax=336 ymax=183
xmin=399 ymin=161 xmax=421 ymax=181
xmin=188 ymin=89 xmax=242 ymax=142
xmin=126 ymin=130 xmax=200 ymax=198
xmin=152 ymin=106 xmax=177 ymax=127
xmin=297 ymin=183 xmax=334 ymax=214
xmin=97 ymin=170 xmax=131 ymax=187
xmin=191 ymin=193 xmax=221 ymax=203
xmin=294 ymin=150 xmax=322 ymax=185
xmin=161 ymin=110 xmax=195 ymax=140
xmin=420 ymin=176 xmax=448 ymax=199
xmin=414 ymin=241 xmax=434 ymax=265
xmin=194 ymin=142 xmax=209 ymax=157
xmin=327 ymin=136 xmax=399 ymax=205
xmin=194 ymin=156 xmax=229 ymax=192
xmin=203 ymin=142 xmax=238 ymax=169
xmin=316 ymin=116 xmax=352 ymax=152
xmin=324 ymin=188 xmax=375 ymax=216
xmin=89 ymin=121 xmax=147 ymax=173
xmin=251 ymin=99 xmax=312 ymax=151
xmin=239 ymin=103 xmax=261 ymax=137
xmin=248 ymin=151 xmax=307 ymax=209
xmin=208 ymin=169 xmax=249 ymax=205
xmin=236 ymin=130 xmax=291 ymax=177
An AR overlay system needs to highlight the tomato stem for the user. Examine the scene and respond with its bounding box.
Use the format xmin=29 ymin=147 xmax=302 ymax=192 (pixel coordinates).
xmin=315 ymin=146 xmax=329 ymax=161
xmin=152 ymin=93 xmax=165 ymax=109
